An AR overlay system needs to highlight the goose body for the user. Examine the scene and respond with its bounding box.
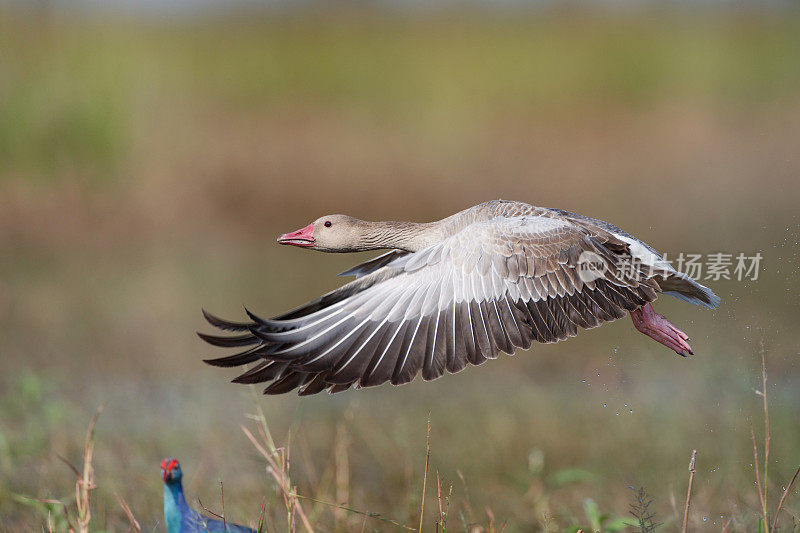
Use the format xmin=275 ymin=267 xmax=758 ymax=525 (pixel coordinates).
xmin=200 ymin=200 xmax=719 ymax=395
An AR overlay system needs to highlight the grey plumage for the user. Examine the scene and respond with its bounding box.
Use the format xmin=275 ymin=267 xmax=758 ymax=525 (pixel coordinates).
xmin=201 ymin=200 xmax=719 ymax=395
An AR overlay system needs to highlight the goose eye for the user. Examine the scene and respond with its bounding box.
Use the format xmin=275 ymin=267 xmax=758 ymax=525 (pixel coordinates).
xmin=324 ymin=221 xmax=332 ymax=228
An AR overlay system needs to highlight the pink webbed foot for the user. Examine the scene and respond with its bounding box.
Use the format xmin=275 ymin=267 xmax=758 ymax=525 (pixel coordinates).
xmin=630 ymin=303 xmax=694 ymax=356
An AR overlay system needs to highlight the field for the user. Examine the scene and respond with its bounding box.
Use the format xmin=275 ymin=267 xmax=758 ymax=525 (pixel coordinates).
xmin=1 ymin=6 xmax=800 ymax=531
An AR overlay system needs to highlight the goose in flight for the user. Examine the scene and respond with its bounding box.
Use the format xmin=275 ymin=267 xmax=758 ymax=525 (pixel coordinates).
xmin=200 ymin=200 xmax=719 ymax=395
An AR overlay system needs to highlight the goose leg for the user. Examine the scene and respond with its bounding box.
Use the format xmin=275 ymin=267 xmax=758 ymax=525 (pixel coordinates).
xmin=630 ymin=303 xmax=693 ymax=356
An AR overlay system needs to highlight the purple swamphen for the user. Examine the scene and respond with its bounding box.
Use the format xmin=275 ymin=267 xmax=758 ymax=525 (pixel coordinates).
xmin=161 ymin=458 xmax=255 ymax=533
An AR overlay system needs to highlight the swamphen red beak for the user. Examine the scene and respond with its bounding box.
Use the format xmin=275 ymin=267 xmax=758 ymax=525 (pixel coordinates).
xmin=161 ymin=457 xmax=178 ymax=482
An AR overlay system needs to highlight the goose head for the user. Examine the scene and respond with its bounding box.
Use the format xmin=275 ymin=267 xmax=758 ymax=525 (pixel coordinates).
xmin=278 ymin=215 xmax=366 ymax=252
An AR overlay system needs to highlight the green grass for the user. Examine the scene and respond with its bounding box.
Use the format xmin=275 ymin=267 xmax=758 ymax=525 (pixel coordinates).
xmin=2 ymin=9 xmax=800 ymax=182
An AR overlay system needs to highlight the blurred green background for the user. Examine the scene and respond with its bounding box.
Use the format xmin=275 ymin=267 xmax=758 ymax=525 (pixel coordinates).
xmin=1 ymin=3 xmax=799 ymax=531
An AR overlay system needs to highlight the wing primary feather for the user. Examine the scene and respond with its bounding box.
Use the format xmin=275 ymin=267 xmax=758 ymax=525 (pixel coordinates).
xmin=500 ymin=297 xmax=525 ymax=348
xmin=203 ymin=345 xmax=263 ymax=368
xmin=487 ymin=299 xmax=513 ymax=355
xmin=539 ymin=299 xmax=568 ymax=341
xmin=362 ymin=320 xmax=408 ymax=387
xmin=450 ymin=301 xmax=470 ymax=372
xmin=233 ymin=361 xmax=289 ymax=384
xmin=470 ymin=300 xmax=492 ymax=363
xmin=444 ymin=301 xmax=457 ymax=371
xmin=264 ymin=371 xmax=308 ymax=395
xmin=507 ymin=296 xmax=534 ymax=349
xmin=525 ymin=299 xmax=557 ymax=343
xmin=582 ymin=287 xmax=625 ymax=321
xmin=558 ymin=293 xmax=593 ymax=329
xmin=202 ymin=309 xmax=251 ymax=331
xmin=298 ymin=316 xmax=372 ymax=369
xmin=392 ymin=316 xmax=425 ymax=385
xmin=197 ymin=332 xmax=260 ymax=348
xmin=478 ymin=274 xmax=501 ymax=355
xmin=423 ymin=310 xmax=447 ymax=381
xmin=298 ymin=372 xmax=330 ymax=396
xmin=266 ymin=314 xmax=356 ymax=357
xmin=249 ymin=309 xmax=347 ymax=344
xmin=549 ymin=297 xmax=579 ymax=337
xmin=329 ymin=318 xmax=391 ymax=383
xmin=327 ymin=382 xmax=353 ymax=394
xmin=392 ymin=316 xmax=429 ymax=385
xmin=243 ymin=307 xmax=272 ymax=328
xmin=423 ymin=311 xmax=441 ymax=379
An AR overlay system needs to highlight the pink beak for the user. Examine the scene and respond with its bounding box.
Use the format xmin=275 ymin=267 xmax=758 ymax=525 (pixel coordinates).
xmin=277 ymin=223 xmax=315 ymax=248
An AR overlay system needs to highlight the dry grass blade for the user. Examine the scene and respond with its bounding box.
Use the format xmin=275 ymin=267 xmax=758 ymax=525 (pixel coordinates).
xmin=757 ymin=342 xmax=770 ymax=530
xmin=242 ymin=426 xmax=271 ymax=461
xmin=17 ymin=408 xmax=102 ymax=533
xmin=434 ymin=471 xmax=453 ymax=533
xmin=485 ymin=506 xmax=495 ymax=532
xmin=198 ymin=498 xmax=226 ymax=521
xmin=241 ymin=416 xmax=315 ymax=532
xmin=114 ymin=492 xmax=142 ymax=533
xmin=436 ymin=471 xmax=443 ymax=529
xmin=750 ymin=421 xmax=767 ymax=528
xmin=242 ymin=404 xmax=416 ymax=532
xmin=55 ymin=454 xmax=81 ymax=480
xmin=257 ymin=497 xmax=267 ymax=533
xmin=419 ymin=413 xmax=431 ymax=533
xmin=221 ymin=480 xmax=228 ymax=533
xmin=294 ymin=494 xmax=417 ymax=531
xmin=770 ymin=464 xmax=800 ymax=533
xmin=681 ymin=449 xmax=696 ymax=533
xmin=456 ymin=469 xmax=475 ymax=525
xmin=77 ymin=406 xmax=102 ymax=533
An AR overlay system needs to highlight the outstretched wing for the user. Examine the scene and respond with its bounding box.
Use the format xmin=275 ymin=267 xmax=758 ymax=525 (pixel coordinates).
xmin=200 ymin=215 xmax=660 ymax=395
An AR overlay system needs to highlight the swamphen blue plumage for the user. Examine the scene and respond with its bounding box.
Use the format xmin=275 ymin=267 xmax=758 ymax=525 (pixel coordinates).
xmin=161 ymin=458 xmax=256 ymax=533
